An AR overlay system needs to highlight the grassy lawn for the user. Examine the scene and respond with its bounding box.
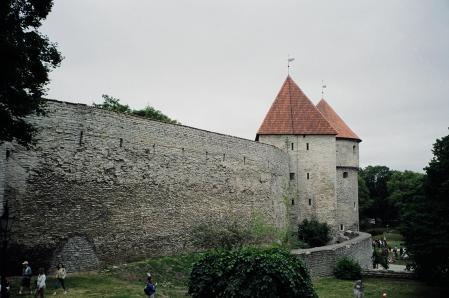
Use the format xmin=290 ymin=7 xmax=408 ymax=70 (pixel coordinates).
xmin=314 ymin=277 xmax=449 ymax=298
xmin=7 ymin=252 xmax=449 ymax=297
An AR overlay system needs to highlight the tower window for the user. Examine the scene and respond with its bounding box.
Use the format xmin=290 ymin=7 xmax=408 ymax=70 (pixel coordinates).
xmin=343 ymin=172 xmax=348 ymax=178
xmin=307 ymin=173 xmax=310 ymax=180
xmin=354 ymin=202 xmax=356 ymax=210
xmin=340 ymin=224 xmax=344 ymax=231
xmin=308 ymin=199 xmax=312 ymax=206
xmin=353 ymin=145 xmax=356 ymax=152
xmin=291 ymin=143 xmax=294 ymax=150
xmin=306 ymin=143 xmax=309 ymax=150
xmin=291 ymin=199 xmax=295 ymax=205
xmin=119 ymin=138 xmax=123 ymax=147
xmin=289 ymin=173 xmax=295 ymax=180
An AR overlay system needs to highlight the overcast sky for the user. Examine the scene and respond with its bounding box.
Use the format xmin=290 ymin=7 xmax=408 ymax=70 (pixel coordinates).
xmin=41 ymin=0 xmax=449 ymax=172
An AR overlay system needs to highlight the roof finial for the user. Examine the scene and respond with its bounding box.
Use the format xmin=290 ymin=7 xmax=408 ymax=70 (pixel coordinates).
xmin=287 ymin=55 xmax=295 ymax=75
xmin=321 ymin=80 xmax=327 ymax=98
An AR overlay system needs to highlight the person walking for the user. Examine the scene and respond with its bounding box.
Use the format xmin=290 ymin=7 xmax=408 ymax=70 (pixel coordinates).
xmin=19 ymin=261 xmax=33 ymax=295
xmin=353 ymin=280 xmax=364 ymax=298
xmin=35 ymin=268 xmax=46 ymax=298
xmin=53 ymin=263 xmax=67 ymax=295
xmin=144 ymin=273 xmax=156 ymax=298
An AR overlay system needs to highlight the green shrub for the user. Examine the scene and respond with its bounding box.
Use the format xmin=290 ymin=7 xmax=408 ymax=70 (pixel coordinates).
xmin=188 ymin=247 xmax=317 ymax=298
xmin=192 ymin=220 xmax=250 ymax=250
xmin=334 ymin=257 xmax=362 ymax=280
xmin=297 ymin=218 xmax=331 ymax=247
xmin=192 ymin=215 xmax=285 ymax=250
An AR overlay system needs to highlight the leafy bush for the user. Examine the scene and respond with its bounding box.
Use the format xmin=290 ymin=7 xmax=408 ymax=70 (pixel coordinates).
xmin=188 ymin=247 xmax=317 ymax=298
xmin=334 ymin=258 xmax=362 ymax=280
xmin=192 ymin=220 xmax=251 ymax=250
xmin=297 ymin=218 xmax=331 ymax=247
xmin=192 ymin=215 xmax=285 ymax=250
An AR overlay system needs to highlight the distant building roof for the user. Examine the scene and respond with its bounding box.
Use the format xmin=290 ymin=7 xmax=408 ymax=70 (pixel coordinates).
xmin=256 ymin=76 xmax=337 ymax=140
xmin=316 ymin=99 xmax=361 ymax=142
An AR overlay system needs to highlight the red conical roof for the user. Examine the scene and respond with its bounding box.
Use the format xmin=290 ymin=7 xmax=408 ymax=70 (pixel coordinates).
xmin=256 ymin=76 xmax=337 ymax=140
xmin=316 ymin=99 xmax=361 ymax=142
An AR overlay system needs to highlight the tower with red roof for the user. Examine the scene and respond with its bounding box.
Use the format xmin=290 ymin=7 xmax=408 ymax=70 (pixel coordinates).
xmin=256 ymin=76 xmax=360 ymax=232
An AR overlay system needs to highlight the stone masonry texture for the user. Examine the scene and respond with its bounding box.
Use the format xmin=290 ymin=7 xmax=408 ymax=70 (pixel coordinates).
xmin=291 ymin=232 xmax=373 ymax=277
xmin=258 ymin=135 xmax=338 ymax=231
xmin=3 ymin=100 xmax=289 ymax=272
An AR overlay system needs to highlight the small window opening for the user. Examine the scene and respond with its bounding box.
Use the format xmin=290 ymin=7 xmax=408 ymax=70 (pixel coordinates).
xmin=307 ymin=173 xmax=310 ymax=180
xmin=79 ymin=131 xmax=83 ymax=146
xmin=353 ymin=145 xmax=356 ymax=152
xmin=343 ymin=172 xmax=348 ymax=178
xmin=119 ymin=138 xmax=123 ymax=147
xmin=6 ymin=149 xmax=10 ymax=160
xmin=291 ymin=199 xmax=295 ymax=205
xmin=223 ymin=153 xmax=226 ymax=161
xmin=354 ymin=202 xmax=356 ymax=209
xmin=289 ymin=173 xmax=295 ymax=180
xmin=308 ymin=199 xmax=312 ymax=206
xmin=340 ymin=224 xmax=344 ymax=231
xmin=291 ymin=143 xmax=294 ymax=150
xmin=306 ymin=143 xmax=309 ymax=150
xmin=243 ymin=156 xmax=246 ymax=164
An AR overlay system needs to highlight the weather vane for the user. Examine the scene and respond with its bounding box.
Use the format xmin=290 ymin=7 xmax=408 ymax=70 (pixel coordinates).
xmin=321 ymin=80 xmax=327 ymax=98
xmin=287 ymin=56 xmax=295 ymax=75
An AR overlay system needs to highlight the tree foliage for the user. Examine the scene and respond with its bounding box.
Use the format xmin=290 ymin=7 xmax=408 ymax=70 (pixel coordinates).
xmin=334 ymin=257 xmax=362 ymax=280
xmin=94 ymin=94 xmax=179 ymax=124
xmin=297 ymin=218 xmax=331 ymax=247
xmin=0 ymin=0 xmax=62 ymax=147
xmin=358 ymin=166 xmax=425 ymax=227
xmin=188 ymin=247 xmax=317 ymax=298
xmin=400 ymin=130 xmax=449 ymax=282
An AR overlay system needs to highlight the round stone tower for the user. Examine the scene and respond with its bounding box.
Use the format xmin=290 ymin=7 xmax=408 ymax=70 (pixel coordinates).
xmin=316 ymin=99 xmax=361 ymax=231
xmin=256 ymin=76 xmax=340 ymax=231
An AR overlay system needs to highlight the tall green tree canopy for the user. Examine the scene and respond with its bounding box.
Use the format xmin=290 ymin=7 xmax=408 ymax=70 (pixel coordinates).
xmin=94 ymin=94 xmax=179 ymax=125
xmin=401 ymin=130 xmax=449 ymax=281
xmin=359 ymin=166 xmax=394 ymax=224
xmin=0 ymin=0 xmax=62 ymax=147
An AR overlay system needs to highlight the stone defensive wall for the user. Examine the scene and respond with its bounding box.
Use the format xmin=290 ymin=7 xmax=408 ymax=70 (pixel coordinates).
xmin=2 ymin=100 xmax=289 ymax=272
xmin=291 ymin=232 xmax=373 ymax=277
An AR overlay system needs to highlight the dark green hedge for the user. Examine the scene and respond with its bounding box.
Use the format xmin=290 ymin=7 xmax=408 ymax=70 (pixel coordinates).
xmin=188 ymin=247 xmax=317 ymax=298
xmin=334 ymin=257 xmax=362 ymax=280
xmin=297 ymin=218 xmax=331 ymax=247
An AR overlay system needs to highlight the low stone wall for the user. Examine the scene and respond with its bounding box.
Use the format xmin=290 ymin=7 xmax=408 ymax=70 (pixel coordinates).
xmin=291 ymin=232 xmax=373 ymax=277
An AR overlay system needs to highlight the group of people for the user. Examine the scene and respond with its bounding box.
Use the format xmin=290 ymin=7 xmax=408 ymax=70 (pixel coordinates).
xmin=2 ymin=261 xmax=158 ymax=297
xmin=0 ymin=261 xmax=67 ymax=298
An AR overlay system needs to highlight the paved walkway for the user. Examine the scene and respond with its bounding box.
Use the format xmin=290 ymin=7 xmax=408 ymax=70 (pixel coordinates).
xmin=373 ymin=264 xmax=408 ymax=272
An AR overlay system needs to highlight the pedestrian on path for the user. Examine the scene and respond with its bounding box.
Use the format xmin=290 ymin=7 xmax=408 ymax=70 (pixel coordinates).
xmin=53 ymin=263 xmax=67 ymax=295
xmin=19 ymin=261 xmax=33 ymax=295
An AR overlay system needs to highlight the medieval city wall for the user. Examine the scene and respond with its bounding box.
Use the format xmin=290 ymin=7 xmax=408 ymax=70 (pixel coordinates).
xmin=4 ymin=100 xmax=289 ymax=271
xmin=291 ymin=231 xmax=373 ymax=277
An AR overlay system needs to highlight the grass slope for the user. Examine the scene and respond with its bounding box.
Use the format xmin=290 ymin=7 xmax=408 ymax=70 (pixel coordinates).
xmin=8 ymin=252 xmax=449 ymax=298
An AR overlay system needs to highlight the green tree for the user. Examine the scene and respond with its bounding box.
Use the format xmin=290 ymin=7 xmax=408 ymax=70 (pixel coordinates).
xmin=93 ymin=94 xmax=131 ymax=113
xmin=94 ymin=94 xmax=179 ymax=124
xmin=401 ymin=130 xmax=449 ymax=282
xmin=0 ymin=0 xmax=62 ymax=147
xmin=358 ymin=174 xmax=374 ymax=222
xmin=297 ymin=218 xmax=331 ymax=247
xmin=359 ymin=166 xmax=395 ymax=225
xmin=387 ymin=170 xmax=425 ymax=214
